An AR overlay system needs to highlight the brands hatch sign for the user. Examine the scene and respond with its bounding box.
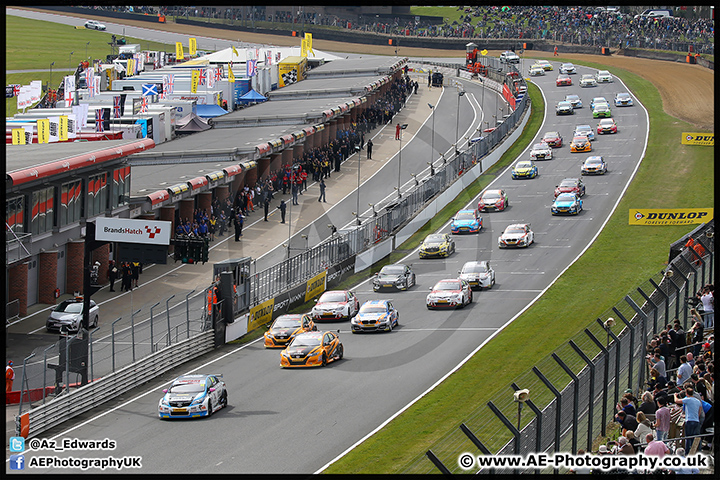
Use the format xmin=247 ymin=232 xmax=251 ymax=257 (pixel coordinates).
xmin=95 ymin=217 xmax=171 ymax=245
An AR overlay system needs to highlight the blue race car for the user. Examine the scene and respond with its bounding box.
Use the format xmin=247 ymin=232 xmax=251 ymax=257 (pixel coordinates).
xmin=450 ymin=209 xmax=483 ymax=234
xmin=551 ymin=193 xmax=583 ymax=215
xmin=158 ymin=374 xmax=228 ymax=419
xmin=350 ymin=299 xmax=399 ymax=333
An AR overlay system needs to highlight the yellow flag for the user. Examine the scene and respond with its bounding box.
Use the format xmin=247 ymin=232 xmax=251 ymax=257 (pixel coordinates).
xmin=189 ymin=37 xmax=197 ymax=56
xmin=126 ymin=58 xmax=134 ymax=76
xmin=305 ymin=33 xmax=314 ymax=56
xmin=12 ymin=128 xmax=26 ymax=145
xmin=37 ymin=119 xmax=50 ymax=144
xmin=59 ymin=116 xmax=68 ymax=142
xmin=232 ymin=45 xmax=239 ymax=58
xmin=191 ymin=70 xmax=200 ymax=93
xmin=176 ymin=42 xmax=184 ymax=61
xmin=228 ymin=64 xmax=235 ymax=83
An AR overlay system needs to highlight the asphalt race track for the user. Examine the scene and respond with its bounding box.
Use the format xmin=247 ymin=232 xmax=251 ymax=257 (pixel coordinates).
xmin=7 ymin=12 xmax=648 ymax=474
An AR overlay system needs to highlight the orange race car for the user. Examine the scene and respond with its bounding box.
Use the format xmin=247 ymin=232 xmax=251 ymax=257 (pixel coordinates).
xmin=280 ymin=331 xmax=344 ymax=368
xmin=264 ymin=313 xmax=316 ymax=348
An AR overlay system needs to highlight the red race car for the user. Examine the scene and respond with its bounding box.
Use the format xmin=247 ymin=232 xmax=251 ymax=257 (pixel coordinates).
xmin=542 ymin=131 xmax=563 ymax=148
xmin=556 ymin=74 xmax=572 ymax=86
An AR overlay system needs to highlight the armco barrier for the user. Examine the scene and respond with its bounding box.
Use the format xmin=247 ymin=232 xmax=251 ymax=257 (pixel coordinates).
xmin=16 ymin=330 xmax=214 ymax=438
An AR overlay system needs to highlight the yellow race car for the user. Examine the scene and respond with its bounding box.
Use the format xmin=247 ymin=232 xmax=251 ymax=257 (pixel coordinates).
xmin=570 ymin=136 xmax=592 ymax=153
xmin=264 ymin=313 xmax=316 ymax=348
xmin=280 ymin=331 xmax=344 ymax=368
xmin=419 ymin=233 xmax=455 ymax=259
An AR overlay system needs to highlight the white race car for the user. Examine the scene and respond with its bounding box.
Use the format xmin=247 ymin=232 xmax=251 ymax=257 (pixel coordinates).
xmin=596 ymin=70 xmax=613 ymax=83
xmin=158 ymin=374 xmax=227 ymax=419
xmin=498 ymin=223 xmax=534 ymax=248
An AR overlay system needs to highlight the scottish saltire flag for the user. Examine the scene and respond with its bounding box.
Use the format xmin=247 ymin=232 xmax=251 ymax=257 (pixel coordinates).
xmin=113 ymin=96 xmax=122 ymax=118
xmin=95 ymin=108 xmax=104 ymax=132
xmin=142 ymin=83 xmax=158 ymax=96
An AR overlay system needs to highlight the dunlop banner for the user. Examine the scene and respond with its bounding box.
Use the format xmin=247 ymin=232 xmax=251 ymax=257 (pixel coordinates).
xmin=175 ymin=42 xmax=184 ymax=61
xmin=681 ymin=132 xmax=714 ymax=146
xmin=305 ymin=271 xmax=327 ymax=302
xmin=189 ymin=37 xmax=197 ymax=56
xmin=247 ymin=298 xmax=274 ymax=332
xmin=629 ymin=208 xmax=713 ymax=226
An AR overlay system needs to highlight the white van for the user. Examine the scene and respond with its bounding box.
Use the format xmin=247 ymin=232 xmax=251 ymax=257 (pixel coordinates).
xmin=635 ymin=9 xmax=672 ymax=19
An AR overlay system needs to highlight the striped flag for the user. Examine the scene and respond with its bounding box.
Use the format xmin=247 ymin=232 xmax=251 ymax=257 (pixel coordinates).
xmin=95 ymin=108 xmax=104 ymax=132
xmin=206 ymin=68 xmax=215 ymax=88
xmin=247 ymin=59 xmax=257 ymax=77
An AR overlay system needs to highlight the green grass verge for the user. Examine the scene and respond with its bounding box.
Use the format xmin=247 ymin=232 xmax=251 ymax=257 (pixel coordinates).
xmin=322 ymin=64 xmax=713 ymax=474
xmin=5 ymin=15 xmax=177 ymax=117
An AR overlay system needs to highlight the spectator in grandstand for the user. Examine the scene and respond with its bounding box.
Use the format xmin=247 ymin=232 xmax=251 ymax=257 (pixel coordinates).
xmin=671 ymin=448 xmax=700 ymax=474
xmin=633 ymin=411 xmax=653 ymax=441
xmin=625 ymin=431 xmax=641 ymax=453
xmin=690 ymin=317 xmax=704 ymax=357
xmin=653 ymin=396 xmax=671 ymax=442
xmin=659 ymin=334 xmax=675 ymax=370
xmin=568 ymin=449 xmax=592 ymax=474
xmin=616 ymin=435 xmax=634 ymax=455
xmin=666 ymin=380 xmax=681 ymax=396
xmin=672 ymin=322 xmax=687 ymax=365
xmin=638 ymin=391 xmax=657 ymax=415
xmin=616 ymin=397 xmax=636 ymax=417
xmin=647 ymin=352 xmax=666 ymax=378
xmin=643 ymin=434 xmax=670 ymax=458
xmin=673 ymin=388 xmax=703 ymax=453
xmin=676 ymin=355 xmax=693 ymax=387
xmin=700 ymin=284 xmax=714 ymax=329
xmin=614 ymin=411 xmax=638 ymax=436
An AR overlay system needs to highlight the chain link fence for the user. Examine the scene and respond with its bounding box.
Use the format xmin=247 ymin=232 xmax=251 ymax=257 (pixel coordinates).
xmin=404 ymin=222 xmax=714 ymax=474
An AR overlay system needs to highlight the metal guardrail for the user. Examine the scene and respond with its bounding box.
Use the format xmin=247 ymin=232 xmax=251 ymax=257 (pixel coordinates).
xmin=16 ymin=330 xmax=214 ymax=438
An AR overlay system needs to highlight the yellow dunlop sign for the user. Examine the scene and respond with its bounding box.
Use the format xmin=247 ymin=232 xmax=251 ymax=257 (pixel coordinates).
xmin=629 ymin=208 xmax=713 ymax=226
xmin=681 ymin=132 xmax=714 ymax=146
xmin=248 ymin=298 xmax=274 ymax=332
xmin=305 ymin=271 xmax=327 ymax=303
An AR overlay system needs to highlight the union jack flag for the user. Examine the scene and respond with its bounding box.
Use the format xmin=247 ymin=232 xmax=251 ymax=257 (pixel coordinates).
xmin=85 ymin=68 xmax=95 ymax=97
xmin=140 ymin=96 xmax=148 ymax=113
xmin=165 ymin=74 xmax=174 ymax=95
xmin=113 ymin=96 xmax=122 ymax=118
xmin=95 ymin=108 xmax=104 ymax=132
xmin=214 ymin=67 xmax=223 ymax=81
xmin=199 ymin=68 xmax=206 ymax=85
xmin=247 ymin=59 xmax=257 ymax=77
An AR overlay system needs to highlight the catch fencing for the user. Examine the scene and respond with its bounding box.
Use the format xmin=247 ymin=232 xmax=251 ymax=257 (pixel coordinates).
xmin=404 ymin=221 xmax=714 ymax=474
xmin=249 ymin=59 xmax=527 ymax=305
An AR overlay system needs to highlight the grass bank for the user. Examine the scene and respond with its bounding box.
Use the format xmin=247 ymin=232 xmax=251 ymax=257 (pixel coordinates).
xmin=322 ymin=64 xmax=712 ymax=474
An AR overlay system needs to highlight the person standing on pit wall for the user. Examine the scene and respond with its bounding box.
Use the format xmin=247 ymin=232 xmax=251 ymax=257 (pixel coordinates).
xmin=6 ymin=361 xmax=14 ymax=393
xmin=554 ymin=45 xmax=558 ymax=56
xmin=107 ymin=260 xmax=118 ymax=292
xmin=395 ymin=122 xmax=401 ymax=140
xmin=318 ymin=178 xmax=327 ymax=203
xmin=278 ymin=199 xmax=287 ymax=224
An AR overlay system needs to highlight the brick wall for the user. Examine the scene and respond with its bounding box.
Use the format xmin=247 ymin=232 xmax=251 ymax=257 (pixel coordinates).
xmin=8 ymin=262 xmax=29 ymax=317
xmin=38 ymin=251 xmax=58 ymax=305
xmin=66 ymin=240 xmax=85 ymax=295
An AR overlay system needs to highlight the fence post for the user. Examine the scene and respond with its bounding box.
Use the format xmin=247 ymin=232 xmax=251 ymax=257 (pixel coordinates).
xmin=42 ymin=343 xmax=57 ymax=405
xmin=585 ymin=328 xmax=609 ymax=436
xmin=666 ymin=270 xmax=684 ymax=321
xmin=111 ymin=317 xmax=122 ymax=372
xmin=486 ymin=400 xmax=522 ymax=455
xmin=675 ymin=254 xmax=698 ymax=329
xmin=88 ymin=326 xmax=100 ymax=383
xmin=625 ymin=295 xmax=651 ymax=391
xmin=149 ymin=302 xmax=160 ymax=352
xmin=531 ymin=367 xmax=561 ymax=475
xmin=425 ymin=449 xmax=452 ymax=475
xmin=695 ymin=235 xmax=713 ymax=282
xmin=648 ymin=277 xmax=669 ymax=328
xmin=636 ymin=286 xmax=658 ymax=344
xmin=612 ymin=308 xmax=635 ymax=391
xmin=17 ymin=352 xmax=36 ymax=415
xmin=459 ymin=423 xmax=495 ymax=474
xmin=551 ymin=353 xmax=579 ymax=455
xmin=568 ymin=341 xmax=596 ymax=452
xmin=511 ymin=382 xmax=543 ymax=455
xmin=130 ymin=308 xmax=141 ymax=363
xmin=185 ymin=289 xmax=196 ymax=339
xmin=165 ymin=294 xmax=175 ymax=347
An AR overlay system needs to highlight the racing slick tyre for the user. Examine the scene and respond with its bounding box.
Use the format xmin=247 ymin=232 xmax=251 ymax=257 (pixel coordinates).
xmin=489 ymin=278 xmax=495 ymax=289
xmin=92 ymin=315 xmax=98 ymax=328
xmin=221 ymin=391 xmax=228 ymax=408
xmin=337 ymin=345 xmax=344 ymax=360
xmin=207 ymin=402 xmax=213 ymax=417
xmin=321 ymin=353 xmax=327 ymax=367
